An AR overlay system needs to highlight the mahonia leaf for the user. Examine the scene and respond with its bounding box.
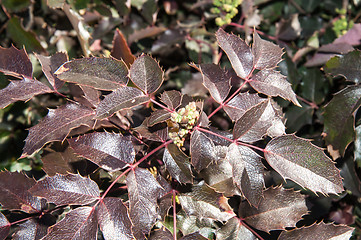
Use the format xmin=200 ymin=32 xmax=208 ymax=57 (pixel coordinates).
xmin=216 ymin=217 xmax=256 ymax=240
xmin=147 ymin=109 xmax=171 ymax=127
xmin=12 ymin=218 xmax=49 ymax=240
xmin=0 ymin=45 xmax=32 ymax=78
xmin=198 ymin=63 xmax=231 ymax=103
xmin=96 ymin=87 xmax=149 ymax=119
xmin=97 ymin=197 xmax=135 ymax=240
xmin=180 ymin=232 xmax=208 ymax=240
xmin=111 ymin=29 xmax=135 ymax=67
xmin=178 ymin=181 xmax=235 ymax=222
xmin=22 ymin=103 xmax=95 ymax=157
xmin=68 ymin=132 xmax=135 ymax=172
xmin=323 ymin=85 xmax=361 ymax=157
xmin=163 ymin=144 xmax=193 ymax=184
xmin=249 ymin=69 xmax=301 ymax=106
xmin=227 ymin=144 xmax=264 ymax=207
xmin=278 ymin=222 xmax=354 ymax=240
xmin=36 ymin=52 xmax=68 ymax=91
xmin=216 ymin=28 xmax=253 ymax=79
xmin=223 ymin=92 xmax=264 ymax=121
xmin=41 ymin=147 xmax=78 ymax=176
xmin=127 ymin=168 xmax=165 ymax=239
xmin=149 ymin=227 xmax=173 ymax=239
xmin=190 ymin=130 xmax=217 ymax=172
xmin=0 ymin=77 xmax=53 ymax=109
xmin=30 ymin=173 xmax=100 ymax=205
xmin=160 ymin=90 xmax=182 ymax=110
xmin=55 ymin=57 xmax=129 ymax=90
xmin=264 ymin=135 xmax=344 ymax=194
xmin=252 ymin=31 xmax=283 ymax=70
xmin=176 ymin=210 xmax=217 ymax=236
xmin=324 ymin=50 xmax=361 ymax=84
xmin=129 ymin=55 xmax=164 ymax=94
xmin=0 ymin=213 xmax=10 ymax=240
xmin=134 ymin=121 xmax=168 ymax=142
xmin=239 ymin=187 xmax=307 ymax=232
xmin=0 ymin=171 xmax=45 ymax=213
xmin=42 ymin=206 xmax=97 ymax=240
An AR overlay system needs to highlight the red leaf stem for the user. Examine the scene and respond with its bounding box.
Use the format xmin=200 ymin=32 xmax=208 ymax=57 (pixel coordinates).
xmin=173 ymin=189 xmax=177 ymax=240
xmin=150 ymin=98 xmax=174 ymax=113
xmin=239 ymin=219 xmax=265 ymax=240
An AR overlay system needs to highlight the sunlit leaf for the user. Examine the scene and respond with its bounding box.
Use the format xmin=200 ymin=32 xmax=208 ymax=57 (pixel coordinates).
xmin=134 ymin=121 xmax=168 ymax=142
xmin=180 ymin=232 xmax=208 ymax=240
xmin=223 ymin=93 xmax=264 ymax=121
xmin=216 ymin=217 xmax=256 ymax=240
xmin=41 ymin=147 xmax=77 ymax=176
xmin=0 ymin=213 xmax=10 ymax=240
xmin=12 ymin=218 xmax=50 ymax=240
xmin=264 ymin=135 xmax=344 ymax=194
xmin=163 ymin=144 xmax=193 ymax=184
xmin=160 ymin=90 xmax=182 ymax=110
xmin=55 ymin=57 xmax=129 ymax=90
xmin=147 ymin=109 xmax=171 ymax=127
xmin=111 ymin=29 xmax=135 ymax=67
xmin=190 ymin=130 xmax=217 ymax=172
xmin=149 ymin=227 xmax=173 ymax=239
xmin=176 ymin=210 xmax=217 ymax=237
xmin=0 ymin=45 xmax=32 ymax=78
xmin=30 ymin=173 xmax=100 ymax=205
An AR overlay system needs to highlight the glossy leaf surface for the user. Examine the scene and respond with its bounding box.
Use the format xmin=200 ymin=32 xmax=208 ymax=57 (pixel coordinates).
xmin=163 ymin=144 xmax=193 ymax=184
xmin=223 ymin=92 xmax=264 ymax=121
xmin=41 ymin=147 xmax=77 ymax=176
xmin=0 ymin=45 xmax=32 ymax=78
xmin=216 ymin=217 xmax=256 ymax=240
xmin=160 ymin=90 xmax=182 ymax=110
xmin=111 ymin=29 xmax=135 ymax=67
xmin=147 ymin=109 xmax=171 ymax=126
xmin=190 ymin=130 xmax=217 ymax=172
xmin=12 ymin=219 xmax=49 ymax=240
xmin=0 ymin=213 xmax=10 ymax=240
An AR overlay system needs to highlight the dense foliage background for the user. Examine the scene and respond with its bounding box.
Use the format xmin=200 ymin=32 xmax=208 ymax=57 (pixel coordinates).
xmin=0 ymin=0 xmax=361 ymax=239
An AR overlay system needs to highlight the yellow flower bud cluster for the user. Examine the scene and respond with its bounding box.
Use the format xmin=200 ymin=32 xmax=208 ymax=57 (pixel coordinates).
xmin=211 ymin=0 xmax=242 ymax=26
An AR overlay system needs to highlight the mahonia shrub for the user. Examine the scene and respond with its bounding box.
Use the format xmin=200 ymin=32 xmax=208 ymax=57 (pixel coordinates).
xmin=0 ymin=28 xmax=355 ymax=239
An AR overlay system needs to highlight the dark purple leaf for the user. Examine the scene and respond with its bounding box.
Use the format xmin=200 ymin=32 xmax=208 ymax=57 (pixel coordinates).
xmin=160 ymin=90 xmax=182 ymax=110
xmin=22 ymin=103 xmax=95 ymax=157
xmin=216 ymin=217 xmax=256 ymax=240
xmin=190 ymin=130 xmax=217 ymax=172
xmin=55 ymin=57 xmax=129 ymax=90
xmin=41 ymin=147 xmax=77 ymax=176
xmin=79 ymin=85 xmax=101 ymax=107
xmin=0 ymin=213 xmax=10 ymax=240
xmin=68 ymin=132 xmax=135 ymax=172
xmin=178 ymin=181 xmax=235 ymax=222
xmin=323 ymin=85 xmax=361 ymax=157
xmin=97 ymin=197 xmax=134 ymax=240
xmin=216 ymin=28 xmax=253 ymax=79
xmin=265 ymin=135 xmax=344 ymax=194
xmin=111 ymin=29 xmax=135 ymax=67
xmin=239 ymin=187 xmax=307 ymax=232
xmin=0 ymin=77 xmax=53 ymax=109
xmin=128 ymin=26 xmax=166 ymax=44
xmin=223 ymin=93 xmax=264 ymax=121
xmin=180 ymin=232 xmax=208 ymax=240
xmin=129 ymin=55 xmax=164 ymax=94
xmin=147 ymin=109 xmax=171 ymax=127
xmin=275 ymin=14 xmax=301 ymax=41
xmin=250 ymin=69 xmax=300 ymax=106
xmin=198 ymin=63 xmax=231 ymax=103
xmin=0 ymin=45 xmax=32 ymax=78
xmin=12 ymin=219 xmax=48 ymax=240
xmin=334 ymin=23 xmax=361 ymax=46
xmin=127 ymin=168 xmax=165 ymax=239
xmin=163 ymin=144 xmax=193 ymax=184
xmin=36 ymin=52 xmax=68 ymax=90
xmin=30 ymin=173 xmax=100 ymax=205
xmin=227 ymin=144 xmax=264 ymax=207
xmin=252 ymin=31 xmax=283 ymax=70
xmin=96 ymin=87 xmax=149 ymax=119
xmin=0 ymin=171 xmax=45 ymax=213
xmin=42 ymin=206 xmax=97 ymax=240
xmin=305 ymin=43 xmax=354 ymax=67
xmin=149 ymin=227 xmax=173 ymax=240
xmin=278 ymin=222 xmax=354 ymax=240
xmin=134 ymin=122 xmax=168 ymax=142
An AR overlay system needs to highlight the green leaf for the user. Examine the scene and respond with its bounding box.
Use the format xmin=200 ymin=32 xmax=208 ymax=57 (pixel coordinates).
xmin=285 ymin=102 xmax=313 ymax=133
xmin=355 ymin=125 xmax=361 ymax=168
xmin=300 ymin=68 xmax=326 ymax=104
xmin=2 ymin=0 xmax=31 ymax=12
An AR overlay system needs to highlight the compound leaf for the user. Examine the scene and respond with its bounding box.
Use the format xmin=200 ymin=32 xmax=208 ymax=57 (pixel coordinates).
xmin=264 ymin=135 xmax=344 ymax=194
xmin=12 ymin=218 xmax=49 ymax=240
xmin=216 ymin=29 xmax=253 ymax=79
xmin=30 ymin=173 xmax=100 ymax=205
xmin=68 ymin=132 xmax=135 ymax=172
xmin=22 ymin=103 xmax=95 ymax=157
xmin=216 ymin=217 xmax=256 ymax=240
xmin=239 ymin=187 xmax=307 ymax=232
xmin=163 ymin=144 xmax=193 ymax=184
xmin=223 ymin=93 xmax=264 ymax=121
xmin=0 ymin=213 xmax=10 ymax=240
xmin=160 ymin=90 xmax=182 ymax=110
xmin=55 ymin=57 xmax=129 ymax=90
xmin=97 ymin=197 xmax=134 ymax=240
xmin=96 ymin=87 xmax=149 ymax=119
xmin=190 ymin=130 xmax=217 ymax=172
xmin=129 ymin=55 xmax=164 ymax=94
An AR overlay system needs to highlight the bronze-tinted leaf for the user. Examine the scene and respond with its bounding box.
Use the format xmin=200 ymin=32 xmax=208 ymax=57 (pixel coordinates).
xmin=0 ymin=213 xmax=10 ymax=240
xmin=227 ymin=144 xmax=264 ymax=207
xmin=42 ymin=207 xmax=97 ymax=240
xmin=147 ymin=109 xmax=171 ymax=127
xmin=68 ymin=132 xmax=135 ymax=172
xmin=55 ymin=57 xmax=129 ymax=90
xmin=129 ymin=55 xmax=164 ymax=94
xmin=180 ymin=232 xmax=208 ymax=240
xmin=216 ymin=217 xmax=256 ymax=240
xmin=134 ymin=122 xmax=168 ymax=142
xmin=278 ymin=222 xmax=354 ymax=240
xmin=97 ymin=197 xmax=134 ymax=240
xmin=36 ymin=52 xmax=68 ymax=91
xmin=176 ymin=210 xmax=217 ymax=236
xmin=41 ymin=147 xmax=77 ymax=176
xmin=265 ymin=135 xmax=344 ymax=195
xmin=30 ymin=173 xmax=100 ymax=205
xmin=96 ymin=87 xmax=149 ymax=119
xmin=149 ymin=227 xmax=173 ymax=240
xmin=252 ymin=31 xmax=283 ymax=70
xmin=127 ymin=168 xmax=165 ymax=239
xmin=0 ymin=45 xmax=32 ymax=78
xmin=0 ymin=77 xmax=53 ymax=109
xmin=22 ymin=103 xmax=95 ymax=157
xmin=216 ymin=28 xmax=253 ymax=79
xmin=223 ymin=93 xmax=264 ymax=121
xmin=0 ymin=171 xmax=45 ymax=213
xmin=111 ymin=29 xmax=135 ymax=67
xmin=250 ymin=70 xmax=300 ymax=106
xmin=198 ymin=64 xmax=231 ymax=103
xmin=239 ymin=187 xmax=307 ymax=232
xmin=323 ymin=85 xmax=361 ymax=157
xmin=190 ymin=130 xmax=217 ymax=172
xmin=160 ymin=90 xmax=182 ymax=110
xmin=163 ymin=144 xmax=193 ymax=184
xmin=12 ymin=218 xmax=49 ymax=240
